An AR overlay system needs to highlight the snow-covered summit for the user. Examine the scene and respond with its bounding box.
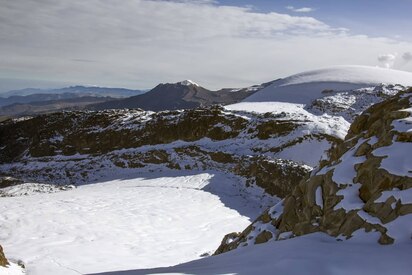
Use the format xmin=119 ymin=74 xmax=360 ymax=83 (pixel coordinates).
xmin=278 ymin=65 xmax=412 ymax=86
xmin=177 ymin=80 xmax=200 ymax=86
xmin=240 ymin=66 xmax=412 ymax=105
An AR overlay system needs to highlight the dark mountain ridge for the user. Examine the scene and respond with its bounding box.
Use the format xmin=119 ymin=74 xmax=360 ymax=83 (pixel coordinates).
xmin=0 ymin=96 xmax=115 ymax=117
xmin=92 ymin=80 xmax=272 ymax=111
xmin=1 ymin=85 xmax=145 ymax=98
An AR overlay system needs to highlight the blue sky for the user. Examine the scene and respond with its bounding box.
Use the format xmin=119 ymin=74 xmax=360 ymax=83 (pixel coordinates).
xmin=1 ymin=0 xmax=412 ymax=92
xmin=219 ymin=0 xmax=412 ymax=39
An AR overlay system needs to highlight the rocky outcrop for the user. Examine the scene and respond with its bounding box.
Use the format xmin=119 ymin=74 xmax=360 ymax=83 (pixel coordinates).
xmin=0 ymin=245 xmax=9 ymax=267
xmin=216 ymin=89 xmax=412 ymax=254
xmin=0 ymin=106 xmax=246 ymax=161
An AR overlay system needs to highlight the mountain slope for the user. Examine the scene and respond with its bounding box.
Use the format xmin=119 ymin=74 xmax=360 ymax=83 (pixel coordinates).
xmin=92 ymin=80 xmax=264 ymax=111
xmin=216 ymin=88 xmax=412 ymax=254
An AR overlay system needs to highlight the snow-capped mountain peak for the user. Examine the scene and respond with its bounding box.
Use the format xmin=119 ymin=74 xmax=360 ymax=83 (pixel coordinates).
xmin=177 ymin=80 xmax=200 ymax=86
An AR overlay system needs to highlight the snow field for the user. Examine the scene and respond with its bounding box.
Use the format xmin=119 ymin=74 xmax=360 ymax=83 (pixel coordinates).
xmin=0 ymin=171 xmax=275 ymax=275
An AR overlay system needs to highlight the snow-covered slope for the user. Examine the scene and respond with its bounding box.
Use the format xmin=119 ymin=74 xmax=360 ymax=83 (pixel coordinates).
xmin=240 ymin=66 xmax=412 ymax=104
xmin=93 ymin=233 xmax=412 ymax=275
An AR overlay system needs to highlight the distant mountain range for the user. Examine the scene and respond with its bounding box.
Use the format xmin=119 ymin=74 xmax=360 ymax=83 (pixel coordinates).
xmin=0 ymin=96 xmax=114 ymax=117
xmin=0 ymin=85 xmax=145 ymax=98
xmin=0 ymin=92 xmax=110 ymax=107
xmin=0 ymin=86 xmax=147 ymax=117
xmin=0 ymin=81 xmax=271 ymax=117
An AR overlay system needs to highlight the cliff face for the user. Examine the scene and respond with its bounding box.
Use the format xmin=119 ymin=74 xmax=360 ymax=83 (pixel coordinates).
xmin=216 ymin=89 xmax=412 ymax=254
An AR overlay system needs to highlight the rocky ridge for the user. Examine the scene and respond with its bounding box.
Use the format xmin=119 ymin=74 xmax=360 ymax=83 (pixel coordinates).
xmin=0 ymin=105 xmax=326 ymax=198
xmin=216 ymin=89 xmax=412 ymax=254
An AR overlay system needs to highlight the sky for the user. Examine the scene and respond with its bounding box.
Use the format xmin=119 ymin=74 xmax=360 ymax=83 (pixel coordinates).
xmin=1 ymin=0 xmax=412 ymax=92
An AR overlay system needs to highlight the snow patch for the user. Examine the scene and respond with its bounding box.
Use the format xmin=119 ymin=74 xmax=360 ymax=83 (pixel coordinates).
xmin=375 ymin=188 xmax=412 ymax=205
xmin=334 ymin=183 xmax=363 ymax=211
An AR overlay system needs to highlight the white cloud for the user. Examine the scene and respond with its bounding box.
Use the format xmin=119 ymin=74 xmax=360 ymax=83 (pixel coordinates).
xmin=0 ymin=0 xmax=412 ymax=90
xmin=377 ymin=53 xmax=397 ymax=68
xmin=286 ymin=6 xmax=315 ymax=13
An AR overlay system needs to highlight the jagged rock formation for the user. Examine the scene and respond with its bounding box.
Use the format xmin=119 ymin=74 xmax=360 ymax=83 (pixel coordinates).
xmin=305 ymin=84 xmax=406 ymax=122
xmin=216 ymin=89 xmax=412 ymax=254
xmin=0 ymin=245 xmax=9 ymax=267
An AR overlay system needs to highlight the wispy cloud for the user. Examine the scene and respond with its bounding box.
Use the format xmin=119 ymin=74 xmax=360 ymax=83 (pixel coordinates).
xmin=286 ymin=6 xmax=315 ymax=13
